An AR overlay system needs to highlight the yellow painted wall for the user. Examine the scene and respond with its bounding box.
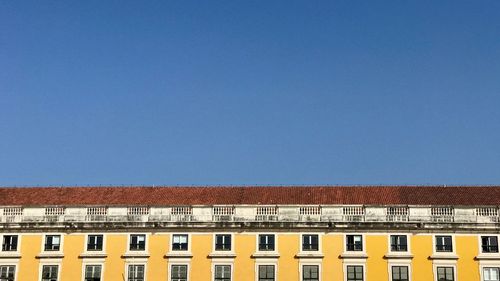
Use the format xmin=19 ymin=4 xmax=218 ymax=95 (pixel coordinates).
xmin=12 ymin=232 xmax=486 ymax=281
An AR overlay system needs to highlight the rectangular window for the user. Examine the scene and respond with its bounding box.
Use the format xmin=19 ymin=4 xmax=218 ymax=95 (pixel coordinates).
xmin=171 ymin=265 xmax=187 ymax=281
xmin=128 ymin=265 xmax=145 ymax=281
xmin=129 ymin=235 xmax=146 ymax=251
xmin=258 ymin=235 xmax=275 ymax=251
xmin=87 ymin=235 xmax=103 ymax=251
xmin=436 ymin=267 xmax=454 ymax=281
xmin=41 ymin=265 xmax=58 ymax=281
xmin=435 ymin=236 xmax=453 ymax=252
xmin=258 ymin=265 xmax=275 ymax=281
xmin=214 ymin=265 xmax=231 ymax=281
xmin=172 ymin=234 xmax=188 ymax=251
xmin=392 ymin=266 xmax=409 ymax=281
xmin=482 ymin=236 xmax=499 ymax=253
xmin=302 ymin=265 xmax=319 ymax=281
xmin=84 ymin=265 xmax=102 ymax=281
xmin=44 ymin=235 xmax=61 ymax=251
xmin=484 ymin=267 xmax=500 ymax=281
xmin=302 ymin=235 xmax=319 ymax=251
xmin=347 ymin=266 xmax=363 ymax=281
xmin=215 ymin=235 xmax=232 ymax=251
xmin=2 ymin=235 xmax=18 ymax=252
xmin=346 ymin=235 xmax=363 ymax=251
xmin=390 ymin=235 xmax=408 ymax=252
xmin=0 ymin=265 xmax=15 ymax=281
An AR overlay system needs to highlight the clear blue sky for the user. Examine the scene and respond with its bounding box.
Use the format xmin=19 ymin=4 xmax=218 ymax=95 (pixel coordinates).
xmin=1 ymin=1 xmax=499 ymax=186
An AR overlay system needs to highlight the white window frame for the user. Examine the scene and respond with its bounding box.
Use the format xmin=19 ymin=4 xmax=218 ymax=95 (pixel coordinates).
xmin=171 ymin=234 xmax=190 ymax=252
xmin=344 ymin=264 xmax=366 ymax=281
xmin=300 ymin=234 xmax=321 ymax=252
xmin=479 ymin=235 xmax=500 ymax=254
xmin=84 ymin=234 xmax=106 ymax=253
xmin=344 ymin=234 xmax=365 ymax=253
xmin=256 ymin=234 xmax=277 ymax=253
xmin=41 ymin=234 xmax=64 ymax=254
xmin=388 ymin=234 xmax=410 ymax=253
xmin=481 ymin=265 xmax=500 ymax=281
xmin=433 ymin=264 xmax=457 ymax=281
xmin=255 ymin=262 xmax=278 ymax=281
xmin=432 ymin=234 xmax=456 ymax=256
xmin=0 ymin=263 xmax=18 ymax=281
xmin=0 ymin=233 xmax=21 ymax=255
xmin=213 ymin=234 xmax=234 ymax=252
xmin=389 ymin=263 xmax=412 ymax=281
xmin=169 ymin=263 xmax=190 ymax=281
xmin=127 ymin=234 xmax=147 ymax=252
xmin=81 ymin=263 xmax=104 ymax=281
xmin=125 ymin=263 xmax=147 ymax=281
xmin=39 ymin=263 xmax=61 ymax=281
xmin=212 ymin=263 xmax=233 ymax=281
xmin=300 ymin=262 xmax=321 ymax=281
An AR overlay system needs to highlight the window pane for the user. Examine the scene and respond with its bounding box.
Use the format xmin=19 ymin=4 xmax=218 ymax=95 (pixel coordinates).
xmin=303 ymin=265 xmax=319 ymax=281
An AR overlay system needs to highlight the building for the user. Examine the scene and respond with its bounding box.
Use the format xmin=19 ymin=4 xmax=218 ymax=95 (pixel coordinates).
xmin=0 ymin=185 xmax=500 ymax=281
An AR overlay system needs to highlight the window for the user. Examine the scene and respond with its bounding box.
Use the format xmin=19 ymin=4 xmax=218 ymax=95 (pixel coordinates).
xmin=258 ymin=265 xmax=275 ymax=281
xmin=347 ymin=266 xmax=363 ymax=281
xmin=215 ymin=235 xmax=231 ymax=251
xmin=484 ymin=267 xmax=500 ymax=281
xmin=258 ymin=235 xmax=275 ymax=251
xmin=41 ymin=265 xmax=58 ymax=281
xmin=44 ymin=235 xmax=61 ymax=251
xmin=482 ymin=236 xmax=499 ymax=253
xmin=214 ymin=265 xmax=231 ymax=281
xmin=2 ymin=235 xmax=18 ymax=251
xmin=171 ymin=265 xmax=187 ymax=281
xmin=129 ymin=235 xmax=146 ymax=251
xmin=87 ymin=235 xmax=103 ymax=251
xmin=302 ymin=265 xmax=319 ymax=281
xmin=435 ymin=236 xmax=452 ymax=252
xmin=128 ymin=265 xmax=145 ymax=281
xmin=84 ymin=265 xmax=102 ymax=281
xmin=346 ymin=235 xmax=363 ymax=251
xmin=0 ymin=265 xmax=15 ymax=281
xmin=172 ymin=235 xmax=188 ymax=251
xmin=436 ymin=267 xmax=454 ymax=281
xmin=302 ymin=235 xmax=319 ymax=251
xmin=390 ymin=235 xmax=408 ymax=252
xmin=392 ymin=266 xmax=409 ymax=281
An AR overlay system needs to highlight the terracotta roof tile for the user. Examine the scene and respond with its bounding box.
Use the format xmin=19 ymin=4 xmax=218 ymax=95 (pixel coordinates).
xmin=0 ymin=186 xmax=499 ymax=206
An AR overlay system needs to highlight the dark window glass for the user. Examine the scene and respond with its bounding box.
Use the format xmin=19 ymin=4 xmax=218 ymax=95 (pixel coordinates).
xmin=87 ymin=235 xmax=103 ymax=251
xmin=347 ymin=266 xmax=364 ymax=281
xmin=2 ymin=235 xmax=18 ymax=252
xmin=42 ymin=265 xmax=58 ymax=281
xmin=44 ymin=235 xmax=61 ymax=251
xmin=258 ymin=265 xmax=275 ymax=281
xmin=390 ymin=235 xmax=408 ymax=252
xmin=85 ymin=265 xmax=102 ymax=281
xmin=435 ymin=236 xmax=453 ymax=252
xmin=215 ymin=235 xmax=232 ymax=251
xmin=171 ymin=265 xmax=188 ymax=281
xmin=130 ymin=235 xmax=146 ymax=251
xmin=482 ymin=236 xmax=499 ymax=253
xmin=303 ymin=265 xmax=319 ymax=281
xmin=172 ymin=235 xmax=188 ymax=251
xmin=128 ymin=265 xmax=144 ymax=281
xmin=392 ymin=266 xmax=409 ymax=281
xmin=346 ymin=235 xmax=363 ymax=251
xmin=437 ymin=267 xmax=454 ymax=281
xmin=214 ymin=265 xmax=231 ymax=281
xmin=0 ymin=265 xmax=15 ymax=281
xmin=302 ymin=235 xmax=319 ymax=251
xmin=259 ymin=235 xmax=275 ymax=251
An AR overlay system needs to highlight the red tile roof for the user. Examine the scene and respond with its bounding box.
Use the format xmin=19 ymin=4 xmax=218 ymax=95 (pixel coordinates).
xmin=0 ymin=186 xmax=499 ymax=206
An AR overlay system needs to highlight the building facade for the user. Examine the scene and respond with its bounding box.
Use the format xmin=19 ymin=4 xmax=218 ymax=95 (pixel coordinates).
xmin=0 ymin=185 xmax=499 ymax=281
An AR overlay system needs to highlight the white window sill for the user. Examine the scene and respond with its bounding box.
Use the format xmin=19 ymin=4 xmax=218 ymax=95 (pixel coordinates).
xmin=165 ymin=252 xmax=193 ymax=258
xmin=340 ymin=252 xmax=368 ymax=259
xmin=295 ymin=252 xmax=324 ymax=258
xmin=252 ymin=252 xmax=280 ymax=258
xmin=79 ymin=252 xmax=108 ymax=258
xmin=208 ymin=252 xmax=236 ymax=258
xmin=122 ymin=252 xmax=150 ymax=258
xmin=429 ymin=254 xmax=459 ymax=260
xmin=0 ymin=252 xmax=21 ymax=259
xmin=36 ymin=252 xmax=64 ymax=259
xmin=384 ymin=252 xmax=413 ymax=259
xmin=475 ymin=254 xmax=500 ymax=260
